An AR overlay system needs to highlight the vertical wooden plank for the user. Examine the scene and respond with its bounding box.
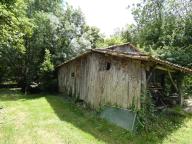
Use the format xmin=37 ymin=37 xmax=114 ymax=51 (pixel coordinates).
xmin=58 ymin=52 xmax=143 ymax=110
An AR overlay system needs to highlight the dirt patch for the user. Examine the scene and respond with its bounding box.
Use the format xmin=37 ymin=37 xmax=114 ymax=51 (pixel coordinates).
xmin=36 ymin=128 xmax=65 ymax=144
xmin=14 ymin=112 xmax=27 ymax=128
xmin=184 ymin=98 xmax=192 ymax=113
xmin=0 ymin=107 xmax=4 ymax=124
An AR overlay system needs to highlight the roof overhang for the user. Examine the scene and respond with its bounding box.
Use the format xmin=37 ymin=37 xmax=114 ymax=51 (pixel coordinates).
xmin=56 ymin=50 xmax=92 ymax=69
xmin=56 ymin=44 xmax=192 ymax=74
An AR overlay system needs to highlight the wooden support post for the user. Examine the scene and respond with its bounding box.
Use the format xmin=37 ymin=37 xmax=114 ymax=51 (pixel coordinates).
xmin=168 ymin=71 xmax=178 ymax=92
xmin=176 ymin=73 xmax=184 ymax=106
xmin=168 ymin=72 xmax=184 ymax=106
xmin=168 ymin=71 xmax=185 ymax=106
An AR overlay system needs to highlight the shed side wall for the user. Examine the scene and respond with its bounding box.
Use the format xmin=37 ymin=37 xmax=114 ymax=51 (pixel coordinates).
xmin=58 ymin=53 xmax=146 ymax=109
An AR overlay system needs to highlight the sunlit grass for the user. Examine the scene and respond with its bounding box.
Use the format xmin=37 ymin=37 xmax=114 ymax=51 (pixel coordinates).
xmin=0 ymin=89 xmax=192 ymax=144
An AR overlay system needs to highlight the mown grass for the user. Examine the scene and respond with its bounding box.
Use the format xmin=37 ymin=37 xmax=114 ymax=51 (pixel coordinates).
xmin=0 ymin=89 xmax=192 ymax=144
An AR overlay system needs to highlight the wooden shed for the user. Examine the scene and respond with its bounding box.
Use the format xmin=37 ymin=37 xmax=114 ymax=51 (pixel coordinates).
xmin=57 ymin=43 xmax=192 ymax=110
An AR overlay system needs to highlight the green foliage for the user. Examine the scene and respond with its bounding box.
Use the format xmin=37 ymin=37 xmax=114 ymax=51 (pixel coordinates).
xmin=0 ymin=0 xmax=33 ymax=84
xmin=84 ymin=26 xmax=104 ymax=48
xmin=0 ymin=0 xmax=103 ymax=91
xmin=122 ymin=0 xmax=192 ymax=95
xmin=137 ymin=91 xmax=190 ymax=139
xmin=97 ymin=36 xmax=125 ymax=48
xmin=0 ymin=0 xmax=16 ymax=7
xmin=40 ymin=49 xmax=54 ymax=73
xmin=137 ymin=91 xmax=156 ymax=131
xmin=97 ymin=25 xmax=136 ymax=48
xmin=130 ymin=0 xmax=192 ymax=67
xmin=183 ymin=75 xmax=192 ymax=97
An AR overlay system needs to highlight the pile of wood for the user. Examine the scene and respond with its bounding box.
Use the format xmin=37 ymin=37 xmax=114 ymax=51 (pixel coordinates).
xmin=148 ymin=82 xmax=179 ymax=110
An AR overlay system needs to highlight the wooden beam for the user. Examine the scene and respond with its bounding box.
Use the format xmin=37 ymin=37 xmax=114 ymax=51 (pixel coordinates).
xmin=155 ymin=65 xmax=175 ymax=72
xmin=168 ymin=71 xmax=178 ymax=92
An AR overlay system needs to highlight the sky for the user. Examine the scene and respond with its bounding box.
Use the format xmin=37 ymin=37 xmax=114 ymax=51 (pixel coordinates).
xmin=67 ymin=0 xmax=140 ymax=36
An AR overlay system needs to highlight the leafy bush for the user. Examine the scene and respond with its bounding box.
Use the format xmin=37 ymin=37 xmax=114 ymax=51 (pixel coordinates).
xmin=136 ymin=91 xmax=189 ymax=139
xmin=183 ymin=75 xmax=192 ymax=97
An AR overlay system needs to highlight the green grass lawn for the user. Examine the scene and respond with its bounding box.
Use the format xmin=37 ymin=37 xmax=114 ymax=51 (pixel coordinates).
xmin=0 ymin=89 xmax=192 ymax=144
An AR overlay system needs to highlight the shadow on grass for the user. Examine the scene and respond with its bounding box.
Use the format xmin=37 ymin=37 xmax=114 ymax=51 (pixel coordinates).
xmin=0 ymin=88 xmax=43 ymax=101
xmin=0 ymin=88 xmax=191 ymax=144
xmin=45 ymin=95 xmax=136 ymax=144
xmin=45 ymin=95 xmax=192 ymax=144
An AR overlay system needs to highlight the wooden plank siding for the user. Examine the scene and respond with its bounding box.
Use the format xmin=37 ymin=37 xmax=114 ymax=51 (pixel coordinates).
xmin=58 ymin=52 xmax=146 ymax=109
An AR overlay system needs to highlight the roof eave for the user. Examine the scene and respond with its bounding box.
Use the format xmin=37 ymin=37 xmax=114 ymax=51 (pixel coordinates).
xmin=150 ymin=57 xmax=192 ymax=74
xmin=56 ymin=50 xmax=92 ymax=69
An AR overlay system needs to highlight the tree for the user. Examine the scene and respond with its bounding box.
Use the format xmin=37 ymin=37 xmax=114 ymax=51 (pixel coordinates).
xmin=0 ymin=0 xmax=103 ymax=92
xmin=97 ymin=36 xmax=124 ymax=48
xmin=0 ymin=0 xmax=16 ymax=7
xmin=129 ymin=0 xmax=192 ymax=95
xmin=83 ymin=26 xmax=104 ymax=48
xmin=130 ymin=0 xmax=192 ymax=66
xmin=0 ymin=0 xmax=33 ymax=84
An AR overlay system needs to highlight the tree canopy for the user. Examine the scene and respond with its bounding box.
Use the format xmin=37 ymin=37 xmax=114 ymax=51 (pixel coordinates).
xmin=0 ymin=0 xmax=103 ymax=92
xmin=128 ymin=0 xmax=192 ymax=67
xmin=0 ymin=0 xmax=192 ymax=93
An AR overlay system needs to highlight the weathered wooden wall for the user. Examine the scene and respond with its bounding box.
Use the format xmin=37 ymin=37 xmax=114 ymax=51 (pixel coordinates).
xmin=58 ymin=52 xmax=146 ymax=109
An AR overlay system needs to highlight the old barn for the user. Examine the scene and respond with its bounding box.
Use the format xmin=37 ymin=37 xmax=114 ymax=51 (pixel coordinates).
xmin=57 ymin=43 xmax=192 ymax=110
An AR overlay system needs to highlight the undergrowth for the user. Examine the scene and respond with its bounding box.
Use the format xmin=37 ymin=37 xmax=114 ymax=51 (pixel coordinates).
xmin=136 ymin=92 xmax=191 ymax=141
